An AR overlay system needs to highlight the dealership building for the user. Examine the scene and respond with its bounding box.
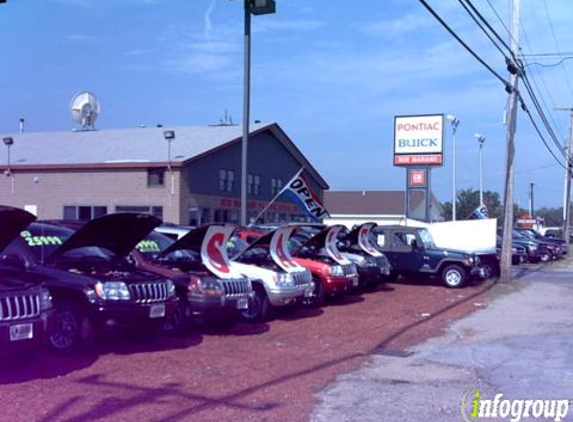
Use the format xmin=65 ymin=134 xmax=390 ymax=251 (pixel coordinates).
xmin=0 ymin=122 xmax=329 ymax=225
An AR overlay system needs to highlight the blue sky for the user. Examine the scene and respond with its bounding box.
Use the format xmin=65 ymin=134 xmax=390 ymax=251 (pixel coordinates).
xmin=1 ymin=0 xmax=573 ymax=208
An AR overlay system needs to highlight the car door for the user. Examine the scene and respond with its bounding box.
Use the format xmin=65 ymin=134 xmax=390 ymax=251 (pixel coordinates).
xmin=389 ymin=229 xmax=424 ymax=274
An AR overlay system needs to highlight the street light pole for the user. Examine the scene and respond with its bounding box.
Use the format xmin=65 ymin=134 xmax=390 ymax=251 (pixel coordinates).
xmin=446 ymin=114 xmax=460 ymax=221
xmin=475 ymin=133 xmax=486 ymax=206
xmin=239 ymin=0 xmax=276 ymax=226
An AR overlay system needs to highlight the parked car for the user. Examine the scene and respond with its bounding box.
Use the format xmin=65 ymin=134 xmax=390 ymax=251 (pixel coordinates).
xmin=507 ymin=229 xmax=553 ymax=263
xmin=0 ymin=206 xmax=54 ymax=351
xmin=155 ymin=224 xmax=195 ymax=240
xmin=514 ymin=227 xmax=566 ymax=257
xmin=230 ymin=226 xmax=313 ymax=322
xmin=372 ymin=225 xmax=484 ymax=288
xmin=289 ymin=225 xmax=360 ymax=307
xmin=133 ymin=225 xmax=253 ymax=331
xmin=1 ymin=213 xmax=179 ymax=353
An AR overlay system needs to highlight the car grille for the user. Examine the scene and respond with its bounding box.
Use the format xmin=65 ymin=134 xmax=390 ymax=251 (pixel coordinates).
xmin=129 ymin=283 xmax=169 ymax=304
xmin=293 ymin=270 xmax=312 ymax=285
xmin=222 ymin=279 xmax=251 ymax=298
xmin=0 ymin=292 xmax=41 ymax=322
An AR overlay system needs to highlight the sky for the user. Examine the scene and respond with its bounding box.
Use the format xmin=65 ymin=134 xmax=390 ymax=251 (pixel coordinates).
xmin=1 ymin=0 xmax=573 ymax=209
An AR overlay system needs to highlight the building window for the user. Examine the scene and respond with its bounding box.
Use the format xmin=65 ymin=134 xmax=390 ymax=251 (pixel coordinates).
xmin=63 ymin=206 xmax=108 ymax=221
xmin=115 ymin=205 xmax=163 ymax=219
xmin=271 ymin=177 xmax=283 ymax=196
xmin=147 ymin=168 xmax=165 ymax=187
xmin=219 ymin=169 xmax=235 ymax=192
xmin=248 ymin=173 xmax=260 ymax=196
xmin=214 ymin=209 xmax=228 ymax=223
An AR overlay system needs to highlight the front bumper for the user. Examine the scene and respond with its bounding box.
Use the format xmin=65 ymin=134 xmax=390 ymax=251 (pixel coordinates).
xmin=90 ymin=297 xmax=179 ymax=327
xmin=356 ymin=266 xmax=381 ymax=285
xmin=324 ymin=274 xmax=358 ymax=295
xmin=188 ymin=293 xmax=252 ymax=318
xmin=0 ymin=309 xmax=54 ymax=351
xmin=267 ymin=284 xmax=312 ymax=307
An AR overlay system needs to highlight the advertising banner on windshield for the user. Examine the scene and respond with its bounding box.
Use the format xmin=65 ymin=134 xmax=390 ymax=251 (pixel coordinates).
xmin=394 ymin=114 xmax=444 ymax=166
xmin=269 ymin=226 xmax=305 ymax=273
xmin=200 ymin=225 xmax=235 ymax=279
xmin=357 ymin=223 xmax=383 ymax=257
xmin=325 ymin=226 xmax=352 ymax=265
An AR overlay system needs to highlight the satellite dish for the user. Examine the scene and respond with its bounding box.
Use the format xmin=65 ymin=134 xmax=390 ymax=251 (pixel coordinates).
xmin=70 ymin=91 xmax=100 ymax=130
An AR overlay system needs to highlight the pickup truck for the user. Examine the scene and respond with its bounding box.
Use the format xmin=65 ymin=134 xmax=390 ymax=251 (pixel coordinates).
xmin=373 ymin=225 xmax=484 ymax=288
xmin=2 ymin=212 xmax=179 ymax=353
xmin=0 ymin=206 xmax=54 ymax=352
xmin=134 ymin=225 xmax=253 ymax=331
xmin=230 ymin=226 xmax=313 ymax=322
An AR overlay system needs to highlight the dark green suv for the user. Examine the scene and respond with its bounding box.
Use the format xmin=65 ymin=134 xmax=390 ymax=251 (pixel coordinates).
xmin=373 ymin=225 xmax=484 ymax=288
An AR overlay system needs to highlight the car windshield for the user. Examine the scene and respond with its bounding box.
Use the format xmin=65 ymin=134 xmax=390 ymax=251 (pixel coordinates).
xmin=135 ymin=231 xmax=195 ymax=262
xmin=418 ymin=228 xmax=435 ymax=248
xmin=23 ymin=223 xmax=112 ymax=262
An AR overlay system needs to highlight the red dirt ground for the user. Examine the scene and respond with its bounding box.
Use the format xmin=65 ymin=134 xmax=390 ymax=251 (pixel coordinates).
xmin=0 ymin=278 xmax=494 ymax=422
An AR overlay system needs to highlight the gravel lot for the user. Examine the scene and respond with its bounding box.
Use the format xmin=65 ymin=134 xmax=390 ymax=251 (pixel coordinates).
xmin=0 ymin=277 xmax=495 ymax=422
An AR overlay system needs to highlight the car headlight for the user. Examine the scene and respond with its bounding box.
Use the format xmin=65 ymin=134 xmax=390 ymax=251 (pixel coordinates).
xmin=166 ymin=279 xmax=176 ymax=297
xmin=40 ymin=289 xmax=53 ymax=311
xmin=189 ymin=277 xmax=224 ymax=296
xmin=277 ymin=272 xmax=295 ymax=287
xmin=528 ymin=244 xmax=537 ymax=252
xmin=95 ymin=281 xmax=131 ymax=301
xmin=330 ymin=265 xmax=344 ymax=276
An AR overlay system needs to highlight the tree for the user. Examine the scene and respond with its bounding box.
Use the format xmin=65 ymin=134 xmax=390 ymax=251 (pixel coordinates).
xmin=440 ymin=189 xmax=502 ymax=221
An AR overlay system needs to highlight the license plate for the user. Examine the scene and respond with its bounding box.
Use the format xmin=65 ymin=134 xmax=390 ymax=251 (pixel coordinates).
xmin=236 ymin=298 xmax=249 ymax=310
xmin=10 ymin=323 xmax=33 ymax=341
xmin=352 ymin=278 xmax=359 ymax=287
xmin=149 ymin=304 xmax=166 ymax=319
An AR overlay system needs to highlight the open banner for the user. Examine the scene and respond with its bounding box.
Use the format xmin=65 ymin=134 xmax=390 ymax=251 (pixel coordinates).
xmin=357 ymin=223 xmax=383 ymax=257
xmin=269 ymin=226 xmax=305 ymax=273
xmin=200 ymin=225 xmax=235 ymax=279
xmin=325 ymin=225 xmax=351 ymax=265
xmin=283 ymin=169 xmax=329 ymax=222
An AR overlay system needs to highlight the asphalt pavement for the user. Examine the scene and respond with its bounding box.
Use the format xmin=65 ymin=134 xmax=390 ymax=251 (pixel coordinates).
xmin=311 ymin=260 xmax=573 ymax=422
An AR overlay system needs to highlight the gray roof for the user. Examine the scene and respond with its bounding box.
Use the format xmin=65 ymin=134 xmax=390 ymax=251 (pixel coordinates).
xmin=324 ymin=190 xmax=443 ymax=215
xmin=1 ymin=122 xmax=329 ymax=188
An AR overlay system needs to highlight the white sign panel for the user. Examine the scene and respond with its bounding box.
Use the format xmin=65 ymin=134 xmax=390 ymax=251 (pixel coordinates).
xmin=325 ymin=226 xmax=352 ymax=265
xmin=394 ymin=114 xmax=444 ymax=166
xmin=269 ymin=226 xmax=305 ymax=273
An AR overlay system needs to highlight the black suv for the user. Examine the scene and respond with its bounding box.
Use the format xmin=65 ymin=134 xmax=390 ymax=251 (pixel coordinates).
xmin=0 ymin=207 xmax=54 ymax=351
xmin=2 ymin=212 xmax=179 ymax=353
xmin=373 ymin=225 xmax=483 ymax=288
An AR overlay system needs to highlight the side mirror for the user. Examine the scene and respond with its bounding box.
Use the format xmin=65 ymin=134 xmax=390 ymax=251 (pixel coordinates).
xmin=410 ymin=239 xmax=419 ymax=251
xmin=0 ymin=254 xmax=26 ymax=270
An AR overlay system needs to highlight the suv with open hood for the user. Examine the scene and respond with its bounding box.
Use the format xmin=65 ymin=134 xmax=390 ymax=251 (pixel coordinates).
xmin=230 ymin=226 xmax=313 ymax=322
xmin=289 ymin=225 xmax=360 ymax=307
xmin=133 ymin=225 xmax=253 ymax=331
xmin=0 ymin=206 xmax=54 ymax=351
xmin=373 ymin=225 xmax=484 ymax=288
xmin=1 ymin=213 xmax=178 ymax=353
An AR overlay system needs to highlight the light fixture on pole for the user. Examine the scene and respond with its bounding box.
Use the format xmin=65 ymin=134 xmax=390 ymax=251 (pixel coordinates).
xmin=163 ymin=130 xmax=175 ymax=203
xmin=474 ymin=133 xmax=486 ymax=206
xmin=236 ymin=0 xmax=276 ymax=226
xmin=446 ymin=114 xmax=460 ymax=221
xmin=3 ymin=137 xmax=13 ymax=177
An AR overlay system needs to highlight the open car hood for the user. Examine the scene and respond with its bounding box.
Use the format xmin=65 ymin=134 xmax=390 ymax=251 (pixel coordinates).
xmin=347 ymin=222 xmax=383 ymax=257
xmin=159 ymin=224 xmax=237 ymax=279
xmin=51 ymin=213 xmax=161 ymax=258
xmin=236 ymin=226 xmax=306 ymax=273
xmin=300 ymin=224 xmax=352 ymax=265
xmin=0 ymin=206 xmax=36 ymax=254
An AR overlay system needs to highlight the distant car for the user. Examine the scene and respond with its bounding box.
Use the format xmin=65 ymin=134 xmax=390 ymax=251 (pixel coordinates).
xmin=514 ymin=228 xmax=566 ymax=257
xmin=133 ymin=226 xmax=253 ymax=331
xmin=508 ymin=229 xmax=553 ymax=263
xmin=0 ymin=206 xmax=55 ymax=352
xmin=2 ymin=213 xmax=179 ymax=353
xmin=373 ymin=225 xmax=484 ymax=288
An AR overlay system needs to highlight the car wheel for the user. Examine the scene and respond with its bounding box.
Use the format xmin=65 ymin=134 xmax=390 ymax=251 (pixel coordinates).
xmin=49 ymin=301 xmax=93 ymax=354
xmin=480 ymin=262 xmax=499 ymax=279
xmin=163 ymin=300 xmax=190 ymax=336
xmin=540 ymin=252 xmax=551 ymax=263
xmin=241 ymin=285 xmax=271 ymax=323
xmin=441 ymin=265 xmax=467 ymax=288
xmin=301 ymin=277 xmax=325 ymax=308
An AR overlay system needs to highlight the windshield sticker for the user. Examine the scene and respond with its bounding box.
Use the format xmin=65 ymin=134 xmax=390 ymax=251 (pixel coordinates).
xmin=270 ymin=227 xmax=304 ymax=273
xmin=325 ymin=226 xmax=351 ymax=265
xmin=201 ymin=225 xmax=235 ymax=279
xmin=358 ymin=223 xmax=383 ymax=257
xmin=136 ymin=240 xmax=161 ymax=253
xmin=21 ymin=231 xmax=63 ymax=247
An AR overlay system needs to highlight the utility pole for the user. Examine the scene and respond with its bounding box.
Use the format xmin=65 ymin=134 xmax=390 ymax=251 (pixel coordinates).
xmin=529 ymin=182 xmax=535 ymax=216
xmin=500 ymin=0 xmax=520 ymax=284
xmin=555 ymin=107 xmax=573 ymax=246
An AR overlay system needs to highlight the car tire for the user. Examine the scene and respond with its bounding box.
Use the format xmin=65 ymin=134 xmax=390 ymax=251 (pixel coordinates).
xmin=163 ymin=300 xmax=190 ymax=336
xmin=480 ymin=262 xmax=499 ymax=279
xmin=48 ymin=301 xmax=94 ymax=354
xmin=241 ymin=285 xmax=271 ymax=323
xmin=441 ymin=264 xmax=467 ymax=288
xmin=301 ymin=277 xmax=325 ymax=308
xmin=540 ymin=252 xmax=551 ymax=263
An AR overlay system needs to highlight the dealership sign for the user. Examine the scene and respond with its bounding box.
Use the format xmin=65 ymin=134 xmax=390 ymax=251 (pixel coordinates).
xmin=394 ymin=114 xmax=444 ymax=166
